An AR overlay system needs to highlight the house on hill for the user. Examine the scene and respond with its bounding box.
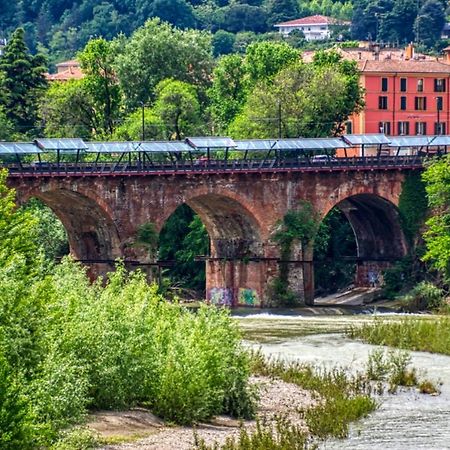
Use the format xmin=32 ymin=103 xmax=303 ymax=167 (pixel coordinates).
xmin=45 ymin=60 xmax=84 ymax=82
xmin=274 ymin=15 xmax=348 ymax=41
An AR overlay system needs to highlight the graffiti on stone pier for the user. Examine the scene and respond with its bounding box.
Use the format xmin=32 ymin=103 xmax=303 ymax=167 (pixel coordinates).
xmin=238 ymin=288 xmax=260 ymax=306
xmin=209 ymin=287 xmax=233 ymax=306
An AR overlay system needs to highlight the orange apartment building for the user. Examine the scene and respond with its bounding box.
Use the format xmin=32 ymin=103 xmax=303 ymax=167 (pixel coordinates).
xmin=348 ymin=46 xmax=450 ymax=137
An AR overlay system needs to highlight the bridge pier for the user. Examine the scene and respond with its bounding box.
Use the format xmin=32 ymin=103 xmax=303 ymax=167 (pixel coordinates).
xmin=355 ymin=260 xmax=392 ymax=288
xmin=206 ymin=258 xmax=279 ymax=307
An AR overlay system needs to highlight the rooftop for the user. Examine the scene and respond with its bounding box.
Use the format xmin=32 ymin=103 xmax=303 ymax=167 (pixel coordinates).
xmin=358 ymin=59 xmax=450 ymax=73
xmin=275 ymin=15 xmax=342 ymax=27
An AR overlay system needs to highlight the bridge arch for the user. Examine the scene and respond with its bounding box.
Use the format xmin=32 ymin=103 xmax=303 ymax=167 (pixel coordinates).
xmin=318 ymin=193 xmax=408 ymax=289
xmin=23 ymin=188 xmax=121 ymax=267
xmin=158 ymin=191 xmax=266 ymax=306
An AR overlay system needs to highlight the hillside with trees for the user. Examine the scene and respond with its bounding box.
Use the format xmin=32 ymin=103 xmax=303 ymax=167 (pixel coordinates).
xmin=5 ymin=0 xmax=448 ymax=67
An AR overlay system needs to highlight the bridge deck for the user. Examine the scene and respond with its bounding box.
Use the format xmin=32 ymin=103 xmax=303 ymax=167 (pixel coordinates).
xmin=3 ymin=155 xmax=425 ymax=177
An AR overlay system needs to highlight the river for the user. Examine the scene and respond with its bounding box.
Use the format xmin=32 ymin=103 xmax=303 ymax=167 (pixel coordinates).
xmin=235 ymin=313 xmax=450 ymax=450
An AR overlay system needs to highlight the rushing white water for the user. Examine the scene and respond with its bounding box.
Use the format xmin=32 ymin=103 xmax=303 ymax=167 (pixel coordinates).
xmin=236 ymin=314 xmax=450 ymax=450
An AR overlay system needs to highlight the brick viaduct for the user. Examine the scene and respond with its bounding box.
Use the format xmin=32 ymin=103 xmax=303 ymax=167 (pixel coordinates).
xmin=8 ymin=167 xmax=412 ymax=306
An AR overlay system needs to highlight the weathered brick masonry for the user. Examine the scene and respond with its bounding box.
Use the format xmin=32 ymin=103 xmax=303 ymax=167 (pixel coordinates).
xmin=9 ymin=168 xmax=411 ymax=306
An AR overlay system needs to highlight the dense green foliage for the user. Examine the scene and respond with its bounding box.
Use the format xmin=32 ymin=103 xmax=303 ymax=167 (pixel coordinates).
xmin=272 ymin=201 xmax=321 ymax=305
xmin=228 ymin=50 xmax=363 ymax=138
xmin=351 ymin=0 xmax=446 ymax=48
xmin=0 ymin=28 xmax=47 ymax=136
xmin=0 ymin=0 xmax=355 ymax=63
xmin=422 ymin=155 xmax=450 ymax=283
xmin=314 ymin=208 xmax=357 ymax=296
xmin=0 ymin=172 xmax=254 ymax=446
xmin=159 ymin=205 xmax=209 ymax=292
xmin=348 ymin=316 xmax=450 ymax=355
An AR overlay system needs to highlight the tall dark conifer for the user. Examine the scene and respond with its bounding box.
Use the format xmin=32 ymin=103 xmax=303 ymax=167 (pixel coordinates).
xmin=0 ymin=28 xmax=47 ymax=135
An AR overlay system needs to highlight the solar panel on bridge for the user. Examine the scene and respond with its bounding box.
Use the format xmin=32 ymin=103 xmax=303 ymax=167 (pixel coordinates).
xmin=85 ymin=142 xmax=136 ymax=153
xmin=137 ymin=141 xmax=191 ymax=152
xmin=0 ymin=143 xmax=42 ymax=154
xmin=430 ymin=135 xmax=450 ymax=146
xmin=388 ymin=136 xmax=433 ymax=147
xmin=35 ymin=138 xmax=88 ymax=151
xmin=275 ymin=138 xmax=348 ymax=150
xmin=234 ymin=140 xmax=277 ymax=151
xmin=343 ymin=134 xmax=390 ymax=145
xmin=186 ymin=137 xmax=236 ymax=149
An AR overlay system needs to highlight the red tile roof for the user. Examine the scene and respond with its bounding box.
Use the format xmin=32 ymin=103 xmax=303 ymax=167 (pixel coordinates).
xmin=45 ymin=67 xmax=84 ymax=81
xmin=275 ymin=15 xmax=339 ymax=27
xmin=358 ymin=59 xmax=450 ymax=74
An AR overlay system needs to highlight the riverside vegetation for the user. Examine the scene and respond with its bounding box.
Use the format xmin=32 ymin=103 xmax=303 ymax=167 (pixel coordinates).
xmin=0 ymin=169 xmax=255 ymax=448
xmin=194 ymin=347 xmax=437 ymax=450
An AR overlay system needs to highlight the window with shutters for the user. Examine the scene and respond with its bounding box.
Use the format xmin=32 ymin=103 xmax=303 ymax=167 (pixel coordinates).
xmin=379 ymin=121 xmax=391 ymax=135
xmin=379 ymin=96 xmax=388 ymax=109
xmin=417 ymin=79 xmax=424 ymax=92
xmin=398 ymin=121 xmax=409 ymax=135
xmin=435 ymin=79 xmax=446 ymax=92
xmin=436 ymin=96 xmax=443 ymax=110
xmin=435 ymin=122 xmax=446 ymax=135
xmin=400 ymin=96 xmax=407 ymax=110
xmin=381 ymin=78 xmax=388 ymax=92
xmin=415 ymin=122 xmax=426 ymax=135
xmin=400 ymin=78 xmax=407 ymax=92
xmin=415 ymin=97 xmax=427 ymax=110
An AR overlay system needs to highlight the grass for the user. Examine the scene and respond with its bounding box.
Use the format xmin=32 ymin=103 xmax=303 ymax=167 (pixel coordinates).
xmin=249 ymin=352 xmax=377 ymax=440
xmin=348 ymin=317 xmax=450 ymax=355
xmin=194 ymin=417 xmax=317 ymax=450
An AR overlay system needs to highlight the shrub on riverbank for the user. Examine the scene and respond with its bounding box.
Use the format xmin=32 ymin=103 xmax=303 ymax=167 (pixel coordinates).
xmin=399 ymin=282 xmax=447 ymax=312
xmin=1 ymin=259 xmax=255 ymax=446
xmin=348 ymin=317 xmax=450 ymax=355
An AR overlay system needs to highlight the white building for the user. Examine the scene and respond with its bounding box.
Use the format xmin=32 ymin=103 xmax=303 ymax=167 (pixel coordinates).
xmin=0 ymin=38 xmax=7 ymax=56
xmin=274 ymin=15 xmax=346 ymax=41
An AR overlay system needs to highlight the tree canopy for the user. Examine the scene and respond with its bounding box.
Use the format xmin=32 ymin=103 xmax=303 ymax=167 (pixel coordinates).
xmin=0 ymin=28 xmax=47 ymax=136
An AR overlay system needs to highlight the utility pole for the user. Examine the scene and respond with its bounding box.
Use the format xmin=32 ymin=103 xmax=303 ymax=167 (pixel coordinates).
xmin=141 ymin=101 xmax=145 ymax=141
xmin=436 ymin=97 xmax=442 ymax=134
xmin=277 ymin=100 xmax=282 ymax=138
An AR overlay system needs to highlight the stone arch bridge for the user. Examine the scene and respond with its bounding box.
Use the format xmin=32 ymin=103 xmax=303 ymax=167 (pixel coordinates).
xmin=8 ymin=166 xmax=415 ymax=306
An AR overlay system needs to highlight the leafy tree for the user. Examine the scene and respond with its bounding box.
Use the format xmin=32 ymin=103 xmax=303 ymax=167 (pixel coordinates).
xmin=0 ymin=354 xmax=35 ymax=450
xmin=148 ymin=0 xmax=196 ymax=28
xmin=314 ymin=208 xmax=357 ymax=295
xmin=422 ymin=155 xmax=450 ymax=282
xmin=212 ymin=30 xmax=236 ymax=56
xmin=39 ymin=79 xmax=98 ymax=138
xmin=159 ymin=204 xmax=209 ymax=291
xmin=78 ymin=38 xmax=122 ymax=137
xmin=229 ymin=54 xmax=363 ymax=138
xmin=0 ymin=28 xmax=47 ymax=136
xmin=154 ymin=79 xmax=203 ymax=140
xmin=379 ymin=0 xmax=418 ymax=43
xmin=266 ymin=0 xmax=300 ymax=27
xmin=414 ymin=0 xmax=446 ymax=47
xmin=212 ymin=4 xmax=268 ymax=33
xmin=113 ymin=107 xmax=164 ymax=141
xmin=208 ymin=54 xmax=248 ymax=130
xmin=21 ymin=198 xmax=69 ymax=263
xmin=0 ymin=107 xmax=15 ymax=140
xmin=114 ymin=18 xmax=213 ymax=109
xmin=244 ymin=41 xmax=300 ymax=86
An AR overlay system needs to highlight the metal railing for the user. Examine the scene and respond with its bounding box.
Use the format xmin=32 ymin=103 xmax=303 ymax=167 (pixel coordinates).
xmin=3 ymin=155 xmax=426 ymax=177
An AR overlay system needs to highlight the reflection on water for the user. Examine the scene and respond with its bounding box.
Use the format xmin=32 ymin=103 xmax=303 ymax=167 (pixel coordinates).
xmin=235 ymin=314 xmax=450 ymax=450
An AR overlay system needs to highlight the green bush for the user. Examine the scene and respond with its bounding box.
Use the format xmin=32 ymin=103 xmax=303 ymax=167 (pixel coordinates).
xmin=38 ymin=260 xmax=255 ymax=425
xmin=0 ymin=353 xmax=36 ymax=450
xmin=400 ymin=281 xmax=445 ymax=312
